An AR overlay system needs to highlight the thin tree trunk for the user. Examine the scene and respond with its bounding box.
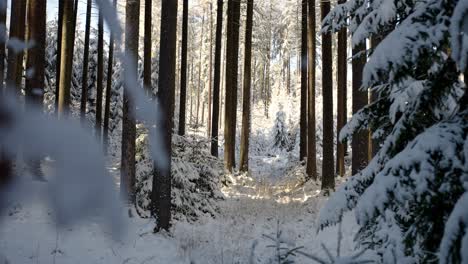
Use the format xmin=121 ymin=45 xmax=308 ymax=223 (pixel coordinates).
xmin=96 ymin=11 xmax=104 ymax=139
xmin=224 ymin=0 xmax=241 ymax=172
xmin=207 ymin=3 xmax=213 ymax=137
xmin=351 ymin=43 xmax=368 ymax=174
xmin=306 ymin=0 xmax=316 ymax=180
xmin=178 ymin=0 xmax=188 ymax=136
xmin=121 ymin=0 xmax=140 ymax=204
xmin=211 ymin=0 xmax=223 ymax=157
xmin=144 ymin=0 xmax=152 ymax=95
xmin=196 ymin=12 xmax=205 ymax=127
xmin=80 ymin=0 xmax=92 ymax=121
xmin=321 ymin=0 xmax=334 ymax=191
xmin=299 ymin=0 xmax=307 ymax=161
xmin=57 ymin=0 xmax=75 ymax=117
xmin=103 ymin=0 xmax=117 ymax=151
xmin=336 ymin=0 xmax=347 ymax=177
xmin=239 ymin=0 xmax=253 ymax=172
xmin=55 ymin=0 xmax=64 ymax=112
xmin=220 ymin=33 xmax=227 ymax=130
xmin=6 ymin=0 xmax=26 ymax=92
xmin=152 ymin=0 xmax=178 ymax=232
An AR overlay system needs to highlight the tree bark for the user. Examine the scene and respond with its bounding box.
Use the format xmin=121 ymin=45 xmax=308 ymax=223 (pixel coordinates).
xmin=178 ymin=0 xmax=188 ymax=136
xmin=152 ymin=0 xmax=178 ymax=232
xmin=306 ymin=0 xmax=316 ymax=180
xmin=96 ymin=10 xmax=104 ymax=139
xmin=239 ymin=0 xmax=253 ymax=172
xmin=6 ymin=0 xmax=26 ymax=92
xmin=336 ymin=0 xmax=347 ymax=177
xmin=80 ymin=0 xmax=92 ymax=121
xmin=144 ymin=0 xmax=152 ymax=95
xmin=121 ymin=0 xmax=140 ymax=204
xmin=57 ymin=0 xmax=75 ymax=117
xmin=224 ymin=0 xmax=241 ymax=172
xmin=351 ymin=43 xmax=368 ymax=174
xmin=103 ymin=0 xmax=117 ymax=151
xmin=321 ymin=0 xmax=334 ymax=191
xmin=55 ymin=0 xmax=64 ymax=112
xmin=299 ymin=0 xmax=307 ymax=161
xmin=210 ymin=0 xmax=223 ymax=157
xmin=207 ymin=3 xmax=213 ymax=137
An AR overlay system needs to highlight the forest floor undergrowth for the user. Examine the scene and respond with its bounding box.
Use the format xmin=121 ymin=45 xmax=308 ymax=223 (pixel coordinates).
xmin=0 ymin=157 xmax=360 ymax=264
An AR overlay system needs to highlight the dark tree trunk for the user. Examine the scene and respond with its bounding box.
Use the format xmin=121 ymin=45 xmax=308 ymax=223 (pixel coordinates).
xmin=152 ymin=0 xmax=178 ymax=232
xmin=210 ymin=0 xmax=223 ymax=157
xmin=103 ymin=0 xmax=117 ymax=151
xmin=80 ymin=0 xmax=92 ymax=121
xmin=223 ymin=0 xmax=241 ymax=172
xmin=299 ymin=0 xmax=307 ymax=161
xmin=306 ymin=0 xmax=316 ymax=180
xmin=144 ymin=0 xmax=152 ymax=95
xmin=57 ymin=0 xmax=75 ymax=117
xmin=368 ymin=35 xmax=382 ymax=160
xmin=207 ymin=3 xmax=213 ymax=137
xmin=121 ymin=0 xmax=140 ymax=204
xmin=239 ymin=0 xmax=253 ymax=172
xmin=351 ymin=42 xmax=368 ymax=175
xmin=321 ymin=0 xmax=334 ymax=191
xmin=6 ymin=0 xmax=26 ymax=92
xmin=96 ymin=11 xmax=104 ymax=139
xmin=56 ymin=0 xmax=64 ymax=112
xmin=25 ymin=0 xmax=46 ymax=104
xmin=178 ymin=0 xmax=189 ymax=136
xmin=336 ymin=0 xmax=347 ymax=177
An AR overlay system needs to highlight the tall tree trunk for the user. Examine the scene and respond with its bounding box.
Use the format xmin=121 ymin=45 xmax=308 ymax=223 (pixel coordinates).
xmin=224 ymin=0 xmax=241 ymax=172
xmin=306 ymin=0 xmax=316 ymax=180
xmin=299 ymin=0 xmax=307 ymax=161
xmin=321 ymin=0 xmax=334 ymax=191
xmin=80 ymin=0 xmax=92 ymax=121
xmin=57 ymin=0 xmax=75 ymax=117
xmin=239 ymin=0 xmax=253 ymax=173
xmin=152 ymin=0 xmax=178 ymax=232
xmin=103 ymin=0 xmax=117 ymax=151
xmin=121 ymin=0 xmax=140 ymax=204
xmin=25 ymin=0 xmax=46 ymax=104
xmin=211 ymin=0 xmax=223 ymax=157
xmin=55 ymin=0 xmax=64 ymax=112
xmin=351 ymin=44 xmax=368 ymax=174
xmin=178 ymin=0 xmax=188 ymax=136
xmin=96 ymin=11 xmax=104 ymax=139
xmin=144 ymin=0 xmax=152 ymax=95
xmin=0 ymin=0 xmax=6 ymax=92
xmin=207 ymin=3 xmax=213 ymax=137
xmin=6 ymin=0 xmax=26 ymax=92
xmin=336 ymin=0 xmax=347 ymax=177
xmin=196 ymin=12 xmax=205 ymax=127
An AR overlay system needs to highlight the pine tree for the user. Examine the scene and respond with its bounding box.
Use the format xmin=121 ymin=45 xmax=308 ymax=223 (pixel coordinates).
xmin=57 ymin=0 xmax=76 ymax=116
xmin=320 ymin=1 xmax=468 ymax=262
xmin=196 ymin=11 xmax=205 ymax=128
xmin=121 ymin=0 xmax=140 ymax=203
xmin=299 ymin=0 xmax=307 ymax=161
xmin=211 ymin=0 xmax=223 ymax=157
xmin=223 ymin=0 xmax=241 ymax=172
xmin=239 ymin=0 xmax=254 ymax=173
xmin=336 ymin=0 xmax=347 ymax=177
xmin=6 ymin=0 xmax=26 ymax=92
xmin=306 ymin=0 xmax=316 ymax=180
xmin=151 ymin=0 xmax=178 ymax=232
xmin=178 ymin=0 xmax=188 ymax=136
xmin=104 ymin=0 xmax=117 ymax=150
xmin=144 ymin=0 xmax=152 ymax=95
xmin=80 ymin=0 xmax=92 ymax=121
xmin=96 ymin=11 xmax=104 ymax=139
xmin=207 ymin=3 xmax=214 ymax=137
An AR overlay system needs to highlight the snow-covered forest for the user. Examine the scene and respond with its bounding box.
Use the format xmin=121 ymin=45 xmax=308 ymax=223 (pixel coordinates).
xmin=0 ymin=0 xmax=467 ymax=263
